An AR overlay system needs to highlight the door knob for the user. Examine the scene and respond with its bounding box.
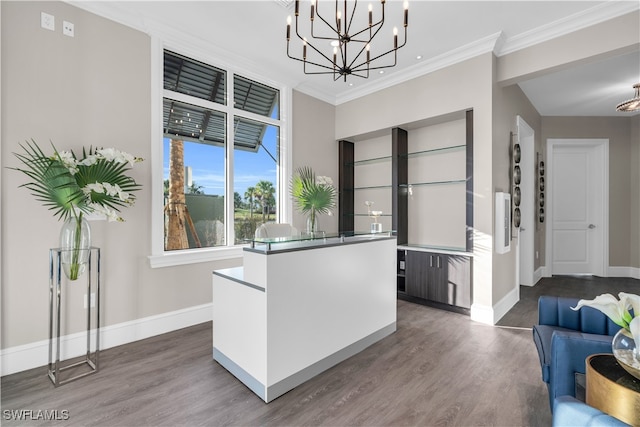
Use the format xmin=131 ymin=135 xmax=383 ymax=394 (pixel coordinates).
xmin=588 ymin=224 xmax=596 ymax=229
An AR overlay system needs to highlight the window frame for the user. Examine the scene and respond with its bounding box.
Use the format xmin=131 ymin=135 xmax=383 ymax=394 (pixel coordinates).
xmin=149 ymin=38 xmax=292 ymax=268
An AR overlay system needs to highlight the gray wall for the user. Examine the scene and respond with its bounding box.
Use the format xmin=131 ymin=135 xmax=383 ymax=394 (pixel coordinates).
xmin=632 ymin=116 xmax=640 ymax=269
xmin=541 ymin=116 xmax=637 ymax=268
xmin=492 ymin=81 xmax=542 ymax=301
xmin=0 ymin=1 xmax=243 ymax=349
xmin=291 ymin=91 xmax=338 ymax=234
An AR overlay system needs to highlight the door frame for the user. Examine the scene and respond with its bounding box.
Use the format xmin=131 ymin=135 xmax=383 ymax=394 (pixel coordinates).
xmin=516 ymin=116 xmax=535 ymax=286
xmin=545 ymin=138 xmax=609 ymax=276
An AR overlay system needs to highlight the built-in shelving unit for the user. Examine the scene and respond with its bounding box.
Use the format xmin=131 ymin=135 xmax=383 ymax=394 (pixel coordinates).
xmin=339 ymin=109 xmax=474 ymax=314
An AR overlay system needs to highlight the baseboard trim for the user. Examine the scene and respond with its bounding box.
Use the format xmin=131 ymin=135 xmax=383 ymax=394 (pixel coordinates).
xmin=608 ymin=266 xmax=640 ymax=280
xmin=470 ymin=303 xmax=494 ymax=325
xmin=1 ymin=303 xmax=212 ymax=376
xmin=533 ymin=266 xmax=546 ymax=283
xmin=470 ymin=286 xmax=520 ymax=325
xmin=493 ymin=286 xmax=520 ymax=324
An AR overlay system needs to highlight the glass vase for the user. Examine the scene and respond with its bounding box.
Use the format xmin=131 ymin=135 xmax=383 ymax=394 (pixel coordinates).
xmin=306 ymin=211 xmax=318 ymax=236
xmin=59 ymin=214 xmax=91 ymax=281
xmin=612 ymin=327 xmax=640 ymax=380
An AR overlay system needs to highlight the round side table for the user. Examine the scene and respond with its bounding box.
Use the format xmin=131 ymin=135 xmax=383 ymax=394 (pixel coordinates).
xmin=586 ymin=353 xmax=640 ymax=426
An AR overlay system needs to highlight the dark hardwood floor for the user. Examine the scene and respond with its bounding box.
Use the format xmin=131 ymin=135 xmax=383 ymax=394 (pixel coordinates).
xmin=497 ymin=275 xmax=640 ymax=329
xmin=3 ymin=275 xmax=637 ymax=426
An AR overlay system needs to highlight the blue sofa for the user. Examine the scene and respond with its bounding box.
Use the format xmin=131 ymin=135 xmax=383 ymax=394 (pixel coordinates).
xmin=553 ymin=396 xmax=629 ymax=426
xmin=533 ymin=296 xmax=620 ymax=410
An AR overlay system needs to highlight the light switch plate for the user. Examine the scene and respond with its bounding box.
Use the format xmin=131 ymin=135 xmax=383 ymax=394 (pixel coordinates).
xmin=41 ymin=12 xmax=55 ymax=31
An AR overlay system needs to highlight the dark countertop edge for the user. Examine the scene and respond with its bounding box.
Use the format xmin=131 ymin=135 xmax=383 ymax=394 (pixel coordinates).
xmin=213 ymin=269 xmax=265 ymax=292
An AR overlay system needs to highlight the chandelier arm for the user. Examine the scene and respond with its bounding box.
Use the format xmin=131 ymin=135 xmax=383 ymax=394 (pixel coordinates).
xmin=351 ymin=40 xmax=401 ymax=71
xmin=287 ymin=44 xmax=339 ymax=72
xmin=345 ymin=21 xmax=392 ymax=71
xmin=306 ymin=38 xmax=343 ymax=68
xmin=313 ymin=3 xmax=340 ymax=38
xmin=345 ymin=0 xmax=356 ymax=36
xmin=345 ymin=23 xmax=386 ymax=70
xmin=349 ymin=19 xmax=384 ymax=40
xmin=296 ymin=12 xmax=339 ymax=42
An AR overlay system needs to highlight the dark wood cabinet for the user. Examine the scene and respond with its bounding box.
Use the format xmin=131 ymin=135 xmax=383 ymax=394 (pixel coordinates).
xmin=342 ymin=111 xmax=474 ymax=314
xmin=405 ymin=250 xmax=429 ymax=299
xmin=401 ymin=249 xmax=472 ymax=310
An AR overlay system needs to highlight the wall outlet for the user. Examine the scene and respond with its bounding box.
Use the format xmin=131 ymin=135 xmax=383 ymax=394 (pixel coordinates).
xmin=41 ymin=12 xmax=55 ymax=31
xmin=84 ymin=293 xmax=96 ymax=309
xmin=63 ymin=21 xmax=74 ymax=37
xmin=536 ymin=250 xmax=539 ymax=259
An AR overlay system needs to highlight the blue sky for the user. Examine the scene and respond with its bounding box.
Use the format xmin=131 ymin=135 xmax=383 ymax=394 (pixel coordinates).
xmin=163 ymin=125 xmax=279 ymax=200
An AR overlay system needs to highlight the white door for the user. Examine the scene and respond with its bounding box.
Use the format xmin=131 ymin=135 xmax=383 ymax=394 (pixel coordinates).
xmin=517 ymin=116 xmax=535 ymax=286
xmin=547 ymin=139 xmax=608 ymax=276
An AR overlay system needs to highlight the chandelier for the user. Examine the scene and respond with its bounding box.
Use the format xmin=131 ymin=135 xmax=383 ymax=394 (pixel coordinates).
xmin=286 ymin=0 xmax=409 ymax=81
xmin=616 ymin=83 xmax=640 ymax=112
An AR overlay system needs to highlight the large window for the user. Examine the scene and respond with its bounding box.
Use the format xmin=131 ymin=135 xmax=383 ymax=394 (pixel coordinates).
xmin=162 ymin=50 xmax=281 ymax=251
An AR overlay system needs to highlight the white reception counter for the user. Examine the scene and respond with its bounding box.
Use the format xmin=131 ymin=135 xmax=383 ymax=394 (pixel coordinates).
xmin=212 ymin=233 xmax=397 ymax=402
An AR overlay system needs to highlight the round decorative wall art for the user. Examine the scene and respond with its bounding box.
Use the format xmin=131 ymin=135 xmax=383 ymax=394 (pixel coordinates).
xmin=513 ymin=144 xmax=521 ymax=163
xmin=514 ymin=208 xmax=522 ymax=228
xmin=513 ymin=186 xmax=521 ymax=206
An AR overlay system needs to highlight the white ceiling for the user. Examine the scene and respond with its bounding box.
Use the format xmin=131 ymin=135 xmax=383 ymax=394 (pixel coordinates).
xmin=72 ymin=0 xmax=640 ymax=116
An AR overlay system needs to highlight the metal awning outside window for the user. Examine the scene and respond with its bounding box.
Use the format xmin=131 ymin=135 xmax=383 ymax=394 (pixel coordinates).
xmin=163 ymin=50 xmax=279 ymax=153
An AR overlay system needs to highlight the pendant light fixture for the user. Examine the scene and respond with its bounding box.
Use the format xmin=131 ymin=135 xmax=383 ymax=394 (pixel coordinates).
xmin=616 ymin=83 xmax=640 ymax=112
xmin=286 ymin=0 xmax=409 ymax=81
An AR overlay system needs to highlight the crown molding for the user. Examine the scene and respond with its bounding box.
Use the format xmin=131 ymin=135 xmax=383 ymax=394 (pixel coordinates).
xmin=498 ymin=1 xmax=640 ymax=56
xmin=334 ymin=31 xmax=504 ymax=106
xmin=67 ymin=0 xmax=640 ymax=108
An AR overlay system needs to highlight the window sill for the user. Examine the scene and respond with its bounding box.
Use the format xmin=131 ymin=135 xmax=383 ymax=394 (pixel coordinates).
xmin=148 ymin=246 xmax=245 ymax=268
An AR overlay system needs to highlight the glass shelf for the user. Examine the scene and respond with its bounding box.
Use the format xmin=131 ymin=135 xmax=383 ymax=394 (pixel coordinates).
xmin=346 ymin=155 xmax=392 ymax=166
xmin=343 ymin=185 xmax=392 ymax=191
xmin=401 ymin=144 xmax=465 ymax=159
xmin=343 ymin=213 xmax=393 ymax=217
xmin=400 ymin=179 xmax=466 ymax=188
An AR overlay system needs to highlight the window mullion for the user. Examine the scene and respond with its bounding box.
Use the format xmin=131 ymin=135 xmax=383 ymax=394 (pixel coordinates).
xmin=226 ymin=73 xmax=235 ymax=246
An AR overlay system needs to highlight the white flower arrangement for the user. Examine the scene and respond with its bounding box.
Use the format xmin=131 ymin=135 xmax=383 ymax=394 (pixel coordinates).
xmin=13 ymin=140 xmax=143 ymax=223
xmin=572 ymin=292 xmax=640 ymax=344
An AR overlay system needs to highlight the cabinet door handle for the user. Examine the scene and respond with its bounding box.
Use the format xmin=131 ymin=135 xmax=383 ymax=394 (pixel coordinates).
xmin=437 ymin=256 xmax=441 ymax=268
xmin=429 ymin=255 xmax=433 ymax=268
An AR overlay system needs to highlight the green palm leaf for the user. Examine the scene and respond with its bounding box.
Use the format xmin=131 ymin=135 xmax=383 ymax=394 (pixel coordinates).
xmin=11 ymin=140 xmax=85 ymax=221
xmin=11 ymin=140 xmax=143 ymax=222
xmin=291 ymin=166 xmax=336 ymax=215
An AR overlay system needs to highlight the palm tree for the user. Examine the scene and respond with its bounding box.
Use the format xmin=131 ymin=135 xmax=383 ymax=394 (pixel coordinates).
xmin=165 ymin=138 xmax=189 ymax=250
xmin=187 ymin=182 xmax=204 ymax=195
xmin=254 ymin=180 xmax=275 ymax=222
xmin=244 ymin=186 xmax=256 ymax=218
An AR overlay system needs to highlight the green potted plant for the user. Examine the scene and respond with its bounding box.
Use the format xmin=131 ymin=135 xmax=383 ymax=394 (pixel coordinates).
xmin=290 ymin=166 xmax=336 ymax=235
xmin=12 ymin=140 xmax=143 ymax=280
